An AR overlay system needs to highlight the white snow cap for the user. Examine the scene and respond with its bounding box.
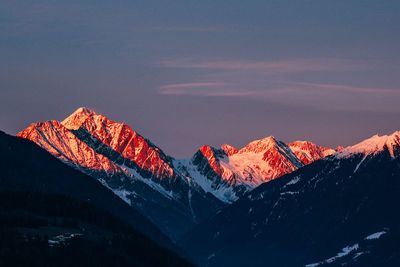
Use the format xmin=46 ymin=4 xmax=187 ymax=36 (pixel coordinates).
xmin=73 ymin=107 xmax=96 ymax=116
xmin=336 ymin=131 xmax=400 ymax=159
xmin=61 ymin=107 xmax=97 ymax=130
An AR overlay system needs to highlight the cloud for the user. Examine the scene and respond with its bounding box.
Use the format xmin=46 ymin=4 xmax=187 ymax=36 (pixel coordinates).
xmin=160 ymin=58 xmax=367 ymax=73
xmin=290 ymin=82 xmax=400 ymax=94
xmin=156 ymin=58 xmax=399 ymax=112
xmin=158 ymin=82 xmax=258 ymax=96
xmin=160 ymin=82 xmax=228 ymax=89
xmin=157 ymin=80 xmax=400 ymax=102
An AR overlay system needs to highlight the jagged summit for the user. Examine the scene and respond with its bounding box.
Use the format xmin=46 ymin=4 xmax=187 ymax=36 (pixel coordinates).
xmin=239 ymin=136 xmax=279 ymax=153
xmin=335 ymin=146 xmax=344 ymax=151
xmin=288 ymin=140 xmax=336 ymax=164
xmin=20 ymin=107 xmax=178 ymax=181
xmin=336 ymin=131 xmax=400 ymax=159
xmin=61 ymin=107 xmax=97 ymax=130
xmin=221 ymin=144 xmax=238 ymax=156
xmin=17 ymin=120 xmax=122 ymax=173
xmin=76 ymin=107 xmax=96 ymax=115
xmin=67 ymin=107 xmax=97 ymax=118
xmin=181 ymin=134 xmax=337 ymax=202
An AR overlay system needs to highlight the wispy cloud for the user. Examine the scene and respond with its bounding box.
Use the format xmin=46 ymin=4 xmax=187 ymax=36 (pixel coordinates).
xmin=290 ymin=82 xmax=400 ymax=94
xmin=158 ymin=82 xmax=258 ymax=96
xmin=160 ymin=82 xmax=227 ymax=89
xmin=160 ymin=58 xmax=367 ymax=73
xmin=157 ymin=80 xmax=400 ymax=100
xmin=156 ymin=57 xmax=399 ymax=112
xmin=159 ymin=88 xmax=257 ymax=97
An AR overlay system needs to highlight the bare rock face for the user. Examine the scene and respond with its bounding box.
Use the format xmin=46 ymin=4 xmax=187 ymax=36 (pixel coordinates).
xmin=221 ymin=144 xmax=239 ymax=156
xmin=17 ymin=120 xmax=122 ymax=174
xmin=61 ymin=107 xmax=176 ymax=180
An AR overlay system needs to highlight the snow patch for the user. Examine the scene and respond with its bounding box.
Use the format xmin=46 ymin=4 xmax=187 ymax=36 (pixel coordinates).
xmin=352 ymin=251 xmax=366 ymax=260
xmin=207 ymin=253 xmax=215 ymax=260
xmin=119 ymin=164 xmax=176 ymax=200
xmin=219 ymin=152 xmax=275 ymax=187
xmin=365 ymin=230 xmax=387 ymax=240
xmin=285 ymin=176 xmax=300 ymax=186
xmin=306 ymin=243 xmax=359 ymax=266
xmin=353 ymin=154 xmax=368 ymax=173
xmin=112 ymin=188 xmax=132 ymax=204
xmin=326 ymin=244 xmax=359 ymax=263
xmin=97 ymin=178 xmax=135 ymax=205
xmin=280 ymin=191 xmax=299 ymax=196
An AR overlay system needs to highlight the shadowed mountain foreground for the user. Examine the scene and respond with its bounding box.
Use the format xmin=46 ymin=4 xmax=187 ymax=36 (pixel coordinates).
xmin=0 ymin=131 xmax=193 ymax=266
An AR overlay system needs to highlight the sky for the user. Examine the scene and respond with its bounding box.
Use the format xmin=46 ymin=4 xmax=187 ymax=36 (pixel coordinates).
xmin=1 ymin=0 xmax=400 ymax=157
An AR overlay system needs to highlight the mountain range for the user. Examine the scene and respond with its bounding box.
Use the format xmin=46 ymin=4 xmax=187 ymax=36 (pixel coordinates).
xmin=17 ymin=107 xmax=340 ymax=240
xmin=179 ymin=131 xmax=400 ymax=266
xmin=3 ymin=106 xmax=399 ymax=266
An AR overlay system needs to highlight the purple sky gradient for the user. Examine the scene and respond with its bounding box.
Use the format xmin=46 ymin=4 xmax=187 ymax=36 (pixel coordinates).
xmin=1 ymin=0 xmax=400 ymax=157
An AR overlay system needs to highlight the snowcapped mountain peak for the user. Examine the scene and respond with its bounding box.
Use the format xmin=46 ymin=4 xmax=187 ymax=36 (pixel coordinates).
xmin=239 ymin=136 xmax=279 ymax=154
xmin=255 ymin=136 xmax=277 ymax=144
xmin=335 ymin=146 xmax=344 ymax=152
xmin=16 ymin=119 xmax=122 ymax=173
xmin=288 ymin=140 xmax=336 ymax=164
xmin=337 ymin=131 xmax=400 ymax=159
xmin=184 ymin=134 xmax=339 ymax=201
xmin=221 ymin=144 xmax=238 ymax=156
xmin=61 ymin=107 xmax=97 ymax=130
xmin=60 ymin=107 xmax=179 ymax=181
xmin=75 ymin=107 xmax=96 ymax=115
xmin=17 ymin=108 xmax=228 ymax=240
xmin=17 ymin=107 xmax=348 ymax=237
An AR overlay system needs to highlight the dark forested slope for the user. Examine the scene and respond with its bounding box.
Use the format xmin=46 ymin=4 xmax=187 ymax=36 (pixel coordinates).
xmin=0 ymin=131 xmax=192 ymax=266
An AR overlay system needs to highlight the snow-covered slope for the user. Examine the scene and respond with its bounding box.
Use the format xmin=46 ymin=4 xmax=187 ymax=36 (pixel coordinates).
xmin=178 ymin=136 xmax=338 ymax=202
xmin=62 ymin=107 xmax=176 ymax=180
xmin=336 ymin=131 xmax=400 ymax=159
xmin=288 ymin=140 xmax=336 ymax=164
xmin=17 ymin=120 xmax=124 ymax=175
xmin=230 ymin=136 xmax=303 ymax=183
